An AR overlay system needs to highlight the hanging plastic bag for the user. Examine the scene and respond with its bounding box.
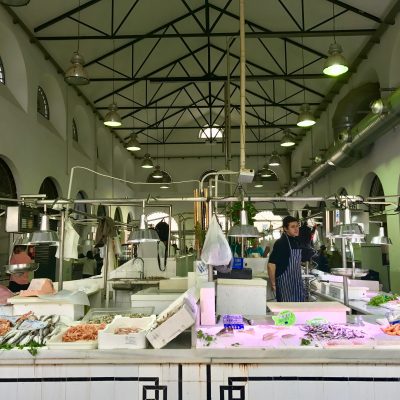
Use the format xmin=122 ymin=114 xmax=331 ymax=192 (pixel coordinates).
xmin=201 ymin=215 xmax=232 ymax=266
xmin=55 ymin=219 xmax=79 ymax=260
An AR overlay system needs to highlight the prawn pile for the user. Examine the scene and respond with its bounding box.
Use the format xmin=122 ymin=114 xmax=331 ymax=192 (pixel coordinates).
xmin=114 ymin=327 xmax=141 ymax=335
xmin=62 ymin=323 xmax=106 ymax=342
xmin=382 ymin=323 xmax=400 ymax=336
xmin=0 ymin=319 xmax=11 ymax=336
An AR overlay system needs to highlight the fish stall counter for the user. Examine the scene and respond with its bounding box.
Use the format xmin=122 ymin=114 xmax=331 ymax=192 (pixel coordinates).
xmin=1 ymin=291 xmax=400 ymax=399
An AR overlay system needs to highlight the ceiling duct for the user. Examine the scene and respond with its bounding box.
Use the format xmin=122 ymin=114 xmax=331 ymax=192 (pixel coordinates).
xmin=285 ymin=85 xmax=400 ymax=196
xmin=331 ymin=82 xmax=380 ymax=167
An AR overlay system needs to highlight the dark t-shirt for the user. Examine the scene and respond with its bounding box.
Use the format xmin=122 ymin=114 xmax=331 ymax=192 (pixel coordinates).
xmin=268 ymin=234 xmax=300 ymax=277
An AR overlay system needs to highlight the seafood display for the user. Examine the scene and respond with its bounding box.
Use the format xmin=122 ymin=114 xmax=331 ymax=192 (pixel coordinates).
xmin=382 ymin=324 xmax=400 ymax=336
xmin=87 ymin=313 xmax=150 ymax=325
xmin=0 ymin=313 xmax=62 ymax=348
xmin=300 ymin=323 xmax=366 ymax=342
xmin=62 ymin=323 xmax=106 ymax=342
xmin=114 ymin=327 xmax=141 ymax=335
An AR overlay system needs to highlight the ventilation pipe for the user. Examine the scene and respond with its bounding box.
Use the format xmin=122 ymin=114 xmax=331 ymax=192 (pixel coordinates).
xmin=239 ymin=0 xmax=246 ymax=171
xmin=285 ymin=86 xmax=400 ymax=196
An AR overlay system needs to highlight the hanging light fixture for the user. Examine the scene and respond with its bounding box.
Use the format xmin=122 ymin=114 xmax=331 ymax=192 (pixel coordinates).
xmin=127 ymin=201 xmax=159 ymax=244
xmin=371 ymin=224 xmax=392 ymax=245
xmin=297 ymin=103 xmax=316 ymax=127
xmin=259 ymin=163 xmax=272 ymax=178
xmin=160 ymin=172 xmax=172 ymax=189
xmin=104 ymin=103 xmax=122 ymax=127
xmin=141 ymin=153 xmax=154 ymax=169
xmin=297 ymin=37 xmax=316 ymax=128
xmin=228 ymin=189 xmax=259 ymax=238
xmin=253 ymin=174 xmax=263 ymax=188
xmin=30 ymin=207 xmax=59 ymax=245
xmin=268 ymin=151 xmax=281 ymax=166
xmin=64 ymin=0 xmax=89 ymax=85
xmin=125 ymin=133 xmax=141 ymax=151
xmin=322 ymin=4 xmax=348 ymax=77
xmin=323 ymin=43 xmax=348 ymax=77
xmin=150 ymin=165 xmax=163 ymax=179
xmin=280 ymin=129 xmax=296 ymax=147
xmin=104 ymin=40 xmax=122 ymax=127
xmin=0 ymin=0 xmax=30 ymax=5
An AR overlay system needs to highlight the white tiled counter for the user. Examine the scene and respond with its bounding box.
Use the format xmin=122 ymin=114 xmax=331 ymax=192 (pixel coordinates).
xmin=1 ymin=346 xmax=400 ymax=400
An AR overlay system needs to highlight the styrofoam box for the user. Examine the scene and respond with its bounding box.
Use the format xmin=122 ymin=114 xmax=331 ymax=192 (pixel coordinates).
xmin=216 ymin=278 xmax=267 ymax=316
xmin=268 ymin=302 xmax=349 ymax=324
xmin=321 ymin=282 xmax=330 ymax=295
xmin=47 ymin=327 xmax=97 ymax=350
xmin=329 ymin=284 xmax=369 ymax=300
xmin=146 ymin=288 xmax=198 ymax=349
xmin=98 ymin=315 xmax=156 ymax=350
xmin=8 ymin=297 xmax=84 ymax=320
xmin=131 ymin=288 xmax=181 ymax=314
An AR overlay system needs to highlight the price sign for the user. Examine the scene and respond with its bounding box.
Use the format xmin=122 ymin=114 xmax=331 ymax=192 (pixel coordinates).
xmin=223 ymin=314 xmax=244 ymax=330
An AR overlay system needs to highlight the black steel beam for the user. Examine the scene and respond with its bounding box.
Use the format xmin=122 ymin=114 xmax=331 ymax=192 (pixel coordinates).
xmin=325 ymin=0 xmax=383 ymax=24
xmin=35 ymin=29 xmax=376 ymax=40
xmin=148 ymin=73 xmax=327 ymax=83
xmin=115 ymin=124 xmax=297 ymax=130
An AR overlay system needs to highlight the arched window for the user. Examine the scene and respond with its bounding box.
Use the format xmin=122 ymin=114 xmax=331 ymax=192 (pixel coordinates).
xmin=72 ymin=118 xmax=78 ymax=142
xmin=369 ymin=175 xmax=385 ymax=215
xmin=37 ymin=86 xmax=49 ymax=119
xmin=0 ymin=57 xmax=5 ymax=85
xmin=39 ymin=177 xmax=58 ymax=199
xmin=0 ymin=158 xmax=16 ymax=198
xmin=97 ymin=205 xmax=108 ymax=217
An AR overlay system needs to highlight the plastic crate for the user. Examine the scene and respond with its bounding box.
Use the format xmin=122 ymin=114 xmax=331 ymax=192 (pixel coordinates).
xmin=232 ymin=257 xmax=244 ymax=270
xmin=81 ymin=307 xmax=154 ymax=323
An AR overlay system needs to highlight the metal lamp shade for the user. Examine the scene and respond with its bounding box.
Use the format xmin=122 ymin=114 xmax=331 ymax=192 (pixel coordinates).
xmin=228 ymin=209 xmax=260 ymax=238
xmin=30 ymin=215 xmax=59 ymax=244
xmin=64 ymin=52 xmax=90 ymax=85
xmin=371 ymin=226 xmax=392 ymax=245
xmin=323 ymin=43 xmax=348 ymax=77
xmin=0 ymin=0 xmax=30 ymax=5
xmin=297 ymin=103 xmax=316 ymax=127
xmin=259 ymin=164 xmax=272 ymax=177
xmin=151 ymin=166 xmax=164 ymax=179
xmin=280 ymin=129 xmax=296 ymax=147
xmin=126 ymin=214 xmax=159 ymax=243
xmin=268 ymin=152 xmax=281 ymax=167
xmin=125 ymin=134 xmax=141 ymax=151
xmin=253 ymin=174 xmax=263 ymax=188
xmin=104 ymin=103 xmax=122 ymax=127
xmin=141 ymin=154 xmax=154 ymax=169
xmin=160 ymin=171 xmax=172 ymax=189
xmin=330 ymin=223 xmax=365 ymax=239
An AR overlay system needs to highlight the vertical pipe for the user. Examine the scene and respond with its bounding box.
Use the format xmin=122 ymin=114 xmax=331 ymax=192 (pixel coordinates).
xmin=239 ymin=0 xmax=246 ymax=170
xmin=57 ymin=209 xmax=66 ymax=291
xmin=167 ymin=205 xmax=172 ymax=258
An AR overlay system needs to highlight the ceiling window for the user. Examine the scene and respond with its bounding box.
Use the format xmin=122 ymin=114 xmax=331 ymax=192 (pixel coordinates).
xmin=37 ymin=86 xmax=49 ymax=119
xmin=72 ymin=118 xmax=79 ymax=142
xmin=369 ymin=175 xmax=385 ymax=215
xmin=0 ymin=57 xmax=5 ymax=85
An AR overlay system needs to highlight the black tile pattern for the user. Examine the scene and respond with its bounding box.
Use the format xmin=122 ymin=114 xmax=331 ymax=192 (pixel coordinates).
xmin=219 ymin=384 xmax=245 ymax=400
xmin=143 ymin=385 xmax=167 ymax=400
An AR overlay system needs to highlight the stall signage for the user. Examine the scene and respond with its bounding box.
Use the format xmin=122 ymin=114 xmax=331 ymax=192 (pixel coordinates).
xmin=272 ymin=310 xmax=296 ymax=326
xmin=223 ymin=314 xmax=244 ymax=330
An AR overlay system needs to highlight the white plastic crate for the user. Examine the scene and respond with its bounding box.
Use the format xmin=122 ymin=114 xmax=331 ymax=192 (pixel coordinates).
xmin=98 ymin=315 xmax=156 ymax=350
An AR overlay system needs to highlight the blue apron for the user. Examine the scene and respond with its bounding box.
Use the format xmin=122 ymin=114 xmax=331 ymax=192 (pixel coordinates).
xmin=276 ymin=234 xmax=305 ymax=302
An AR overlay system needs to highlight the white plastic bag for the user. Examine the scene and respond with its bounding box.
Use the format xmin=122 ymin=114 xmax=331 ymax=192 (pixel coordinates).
xmin=201 ymin=215 xmax=232 ymax=266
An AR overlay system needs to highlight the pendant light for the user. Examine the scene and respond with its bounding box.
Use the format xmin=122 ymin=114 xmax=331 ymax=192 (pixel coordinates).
xmin=0 ymin=0 xmax=30 ymax=5
xmin=127 ymin=201 xmax=159 ymax=243
xmin=259 ymin=164 xmax=272 ymax=177
xmin=64 ymin=0 xmax=89 ymax=85
xmin=160 ymin=172 xmax=172 ymax=189
xmin=297 ymin=38 xmax=316 ymax=127
xmin=30 ymin=206 xmax=59 ymax=245
xmin=268 ymin=151 xmax=281 ymax=167
xmin=253 ymin=173 xmax=263 ymax=188
xmin=141 ymin=153 xmax=154 ymax=169
xmin=150 ymin=165 xmax=163 ymax=179
xmin=104 ymin=40 xmax=122 ymax=127
xmin=322 ymin=4 xmax=348 ymax=77
xmin=125 ymin=133 xmax=141 ymax=151
xmin=228 ymin=189 xmax=259 ymax=238
xmin=371 ymin=224 xmax=392 ymax=245
xmin=280 ymin=129 xmax=296 ymax=147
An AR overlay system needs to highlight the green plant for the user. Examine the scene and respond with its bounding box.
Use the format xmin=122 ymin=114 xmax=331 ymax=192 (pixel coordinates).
xmin=226 ymin=201 xmax=258 ymax=225
xmin=197 ymin=329 xmax=216 ymax=346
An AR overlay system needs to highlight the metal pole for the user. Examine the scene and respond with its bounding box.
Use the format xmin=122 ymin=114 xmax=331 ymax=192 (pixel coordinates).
xmin=239 ymin=0 xmax=246 ymax=170
xmin=57 ymin=209 xmax=66 ymax=291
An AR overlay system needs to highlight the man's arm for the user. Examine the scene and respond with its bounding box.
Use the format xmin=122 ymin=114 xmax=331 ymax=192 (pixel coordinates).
xmin=267 ymin=262 xmax=276 ymax=291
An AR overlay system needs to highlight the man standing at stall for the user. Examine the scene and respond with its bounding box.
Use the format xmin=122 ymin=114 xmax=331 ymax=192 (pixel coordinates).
xmin=267 ymin=216 xmax=305 ymax=302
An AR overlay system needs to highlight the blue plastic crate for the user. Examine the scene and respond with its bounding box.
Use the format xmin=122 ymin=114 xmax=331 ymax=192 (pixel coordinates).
xmin=232 ymin=257 xmax=244 ymax=270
